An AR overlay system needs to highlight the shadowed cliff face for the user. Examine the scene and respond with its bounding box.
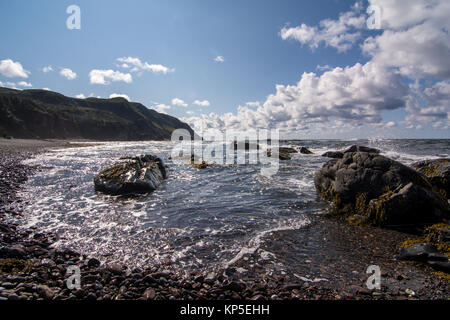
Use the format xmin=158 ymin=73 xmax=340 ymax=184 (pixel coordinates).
xmin=0 ymin=87 xmax=194 ymax=140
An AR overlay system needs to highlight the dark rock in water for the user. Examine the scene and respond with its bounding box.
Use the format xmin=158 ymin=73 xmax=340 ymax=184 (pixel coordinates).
xmin=94 ymin=155 xmax=167 ymax=195
xmin=266 ymin=149 xmax=291 ymax=160
xmin=191 ymin=160 xmax=214 ymax=169
xmin=395 ymin=243 xmax=440 ymax=262
xmin=278 ymin=152 xmax=291 ymax=161
xmin=232 ymin=141 xmax=260 ymax=151
xmin=343 ymin=145 xmax=380 ymax=154
xmin=314 ymin=152 xmax=449 ymax=226
xmin=300 ymin=147 xmax=313 ymax=154
xmin=411 ymin=159 xmax=450 ymax=199
xmin=322 ymin=151 xmax=344 ymax=159
xmin=279 ymin=147 xmax=298 ymax=154
xmin=189 ymin=154 xmax=216 ymax=169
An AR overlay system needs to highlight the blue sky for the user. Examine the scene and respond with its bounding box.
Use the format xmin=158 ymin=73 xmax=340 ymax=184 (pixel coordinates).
xmin=1 ymin=0 xmax=449 ymax=138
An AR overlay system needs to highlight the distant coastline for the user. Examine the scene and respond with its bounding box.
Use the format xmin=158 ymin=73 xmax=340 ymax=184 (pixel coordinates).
xmin=0 ymin=87 xmax=194 ymax=141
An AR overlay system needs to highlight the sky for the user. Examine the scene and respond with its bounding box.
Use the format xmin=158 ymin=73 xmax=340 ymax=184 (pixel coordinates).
xmin=0 ymin=0 xmax=449 ymax=139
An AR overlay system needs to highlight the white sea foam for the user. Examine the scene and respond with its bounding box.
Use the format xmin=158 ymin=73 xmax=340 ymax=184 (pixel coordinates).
xmin=223 ymin=218 xmax=310 ymax=268
xmin=14 ymin=139 xmax=448 ymax=271
xmin=294 ymin=274 xmax=328 ymax=282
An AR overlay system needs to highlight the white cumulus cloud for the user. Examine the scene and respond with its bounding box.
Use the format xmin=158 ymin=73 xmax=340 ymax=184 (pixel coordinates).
xmin=280 ymin=5 xmax=365 ymax=52
xmin=17 ymin=81 xmax=32 ymax=88
xmin=117 ymin=57 xmax=174 ymax=74
xmin=109 ymin=93 xmax=131 ymax=101
xmin=172 ymin=98 xmax=188 ymax=107
xmin=245 ymin=101 xmax=260 ymax=108
xmin=193 ymin=100 xmax=210 ymax=107
xmin=183 ymin=61 xmax=409 ymax=133
xmin=214 ymin=56 xmax=225 ymax=63
xmin=42 ymin=65 xmax=53 ymax=73
xmin=0 ymin=59 xmax=29 ymax=78
xmin=363 ymin=0 xmax=450 ymax=79
xmin=60 ymin=68 xmax=77 ymax=80
xmin=153 ymin=104 xmax=171 ymax=114
xmin=89 ymin=69 xmax=132 ymax=85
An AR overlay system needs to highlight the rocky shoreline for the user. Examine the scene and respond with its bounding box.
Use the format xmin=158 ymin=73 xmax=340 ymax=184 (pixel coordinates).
xmin=0 ymin=140 xmax=449 ymax=300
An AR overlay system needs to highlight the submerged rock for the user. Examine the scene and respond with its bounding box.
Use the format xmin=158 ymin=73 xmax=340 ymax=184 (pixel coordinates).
xmin=279 ymin=147 xmax=298 ymax=154
xmin=411 ymin=158 xmax=450 ymax=199
xmin=300 ymin=147 xmax=313 ymax=154
xmin=170 ymin=153 xmax=217 ymax=169
xmin=278 ymin=152 xmax=292 ymax=160
xmin=322 ymin=151 xmax=344 ymax=159
xmin=314 ymin=152 xmax=449 ymax=226
xmin=266 ymin=149 xmax=291 ymax=160
xmin=232 ymin=141 xmax=260 ymax=151
xmin=94 ymin=155 xmax=167 ymax=195
xmin=189 ymin=154 xmax=217 ymax=169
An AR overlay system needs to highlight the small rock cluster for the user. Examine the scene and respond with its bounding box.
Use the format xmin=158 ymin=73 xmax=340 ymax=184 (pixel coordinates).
xmin=396 ymin=224 xmax=450 ymax=273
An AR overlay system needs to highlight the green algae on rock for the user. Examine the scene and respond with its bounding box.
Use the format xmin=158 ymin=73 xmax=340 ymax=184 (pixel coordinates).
xmin=411 ymin=159 xmax=450 ymax=199
xmin=396 ymin=224 xmax=450 ymax=274
xmin=94 ymin=154 xmax=167 ymax=195
xmin=314 ymin=151 xmax=450 ymax=227
xmin=0 ymin=258 xmax=33 ymax=274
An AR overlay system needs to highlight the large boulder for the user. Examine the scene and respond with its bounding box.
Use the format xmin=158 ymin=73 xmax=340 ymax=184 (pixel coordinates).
xmin=300 ymin=147 xmax=314 ymax=154
xmin=279 ymin=147 xmax=298 ymax=154
xmin=267 ymin=149 xmax=291 ymax=160
xmin=343 ymin=145 xmax=380 ymax=154
xmin=314 ymin=152 xmax=449 ymax=226
xmin=321 ymin=145 xmax=378 ymax=159
xmin=411 ymin=159 xmax=450 ymax=199
xmin=94 ymin=155 xmax=167 ymax=195
xmin=322 ymin=151 xmax=344 ymax=159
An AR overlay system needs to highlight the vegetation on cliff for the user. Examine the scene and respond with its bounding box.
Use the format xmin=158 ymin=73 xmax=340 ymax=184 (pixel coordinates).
xmin=0 ymin=87 xmax=194 ymax=140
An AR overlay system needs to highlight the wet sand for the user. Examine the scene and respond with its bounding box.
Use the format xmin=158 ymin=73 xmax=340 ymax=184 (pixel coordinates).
xmin=0 ymin=138 xmax=71 ymax=154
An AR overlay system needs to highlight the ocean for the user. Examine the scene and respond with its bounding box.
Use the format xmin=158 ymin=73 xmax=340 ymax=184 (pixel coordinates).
xmin=14 ymin=139 xmax=450 ymax=277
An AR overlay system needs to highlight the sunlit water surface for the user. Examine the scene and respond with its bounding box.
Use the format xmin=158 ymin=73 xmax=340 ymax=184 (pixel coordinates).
xmin=16 ymin=139 xmax=450 ymax=274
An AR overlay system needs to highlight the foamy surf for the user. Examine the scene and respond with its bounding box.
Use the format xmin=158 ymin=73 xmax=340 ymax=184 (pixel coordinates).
xmin=11 ymin=139 xmax=449 ymax=272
